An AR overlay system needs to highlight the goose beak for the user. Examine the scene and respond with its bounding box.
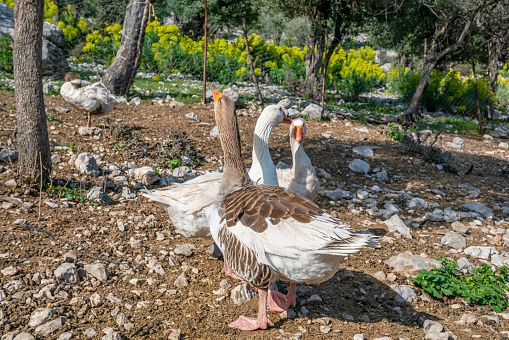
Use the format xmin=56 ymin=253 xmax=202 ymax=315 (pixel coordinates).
xmin=282 ymin=112 xmax=292 ymax=124
xmin=294 ymin=125 xmax=303 ymax=142
xmin=212 ymin=90 xmax=224 ymax=103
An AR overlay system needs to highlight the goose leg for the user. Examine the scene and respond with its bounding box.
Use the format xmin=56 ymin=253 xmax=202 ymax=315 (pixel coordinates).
xmin=87 ymin=113 xmax=92 ymax=128
xmin=268 ymin=282 xmax=296 ymax=312
xmin=222 ymin=261 xmax=242 ymax=281
xmin=230 ymin=288 xmax=273 ymax=331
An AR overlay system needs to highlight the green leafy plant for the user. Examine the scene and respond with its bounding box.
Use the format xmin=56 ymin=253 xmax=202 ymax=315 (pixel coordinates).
xmin=388 ymin=123 xmax=405 ymax=141
xmin=411 ymin=258 xmax=509 ymax=313
xmin=67 ymin=143 xmax=77 ymax=154
xmin=47 ymin=114 xmax=55 ymax=121
xmin=151 ymin=165 xmax=163 ymax=176
xmin=168 ymin=158 xmax=181 ymax=169
xmin=301 ymin=114 xmax=309 ymax=120
xmin=44 ymin=183 xmax=88 ymax=203
xmin=0 ymin=34 xmax=13 ymax=77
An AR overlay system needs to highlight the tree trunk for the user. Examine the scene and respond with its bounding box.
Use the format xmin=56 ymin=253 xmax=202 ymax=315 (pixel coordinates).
xmin=402 ymin=43 xmax=464 ymax=125
xmin=242 ymin=18 xmax=264 ymax=108
xmin=14 ymin=0 xmax=52 ymax=180
xmin=102 ymin=0 xmax=153 ymax=95
xmin=304 ymin=25 xmax=325 ymax=98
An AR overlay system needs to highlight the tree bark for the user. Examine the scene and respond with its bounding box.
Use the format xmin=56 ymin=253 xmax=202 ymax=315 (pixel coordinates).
xmin=472 ymin=62 xmax=484 ymax=136
xmin=202 ymin=0 xmax=207 ymax=104
xmin=102 ymin=0 xmax=153 ymax=96
xmin=304 ymin=25 xmax=326 ymax=98
xmin=14 ymin=0 xmax=52 ymax=180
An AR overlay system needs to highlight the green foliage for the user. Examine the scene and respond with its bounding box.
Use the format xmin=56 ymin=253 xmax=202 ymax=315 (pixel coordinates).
xmin=412 ymin=258 xmax=509 ymax=313
xmin=388 ymin=123 xmax=404 ymax=141
xmin=386 ymin=66 xmax=421 ymax=100
xmin=423 ymin=117 xmax=482 ymax=134
xmin=67 ymin=143 xmax=77 ymax=154
xmin=151 ymin=166 xmax=162 ymax=176
xmin=47 ymin=114 xmax=55 ymax=121
xmin=43 ymin=182 xmax=88 ymax=203
xmin=0 ymin=34 xmax=13 ymax=77
xmin=168 ymin=158 xmax=181 ymax=169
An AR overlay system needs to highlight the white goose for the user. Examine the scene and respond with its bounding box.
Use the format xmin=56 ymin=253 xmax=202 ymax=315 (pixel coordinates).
xmin=206 ymin=90 xmax=378 ymax=331
xmin=60 ymin=72 xmax=118 ymax=128
xmin=277 ymin=118 xmax=319 ymax=201
xmin=141 ymin=104 xmax=291 ymax=238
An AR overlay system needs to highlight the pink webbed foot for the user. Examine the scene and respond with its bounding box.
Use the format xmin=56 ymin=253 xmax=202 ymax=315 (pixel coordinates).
xmin=229 ymin=315 xmax=273 ymax=331
xmin=268 ymin=290 xmax=296 ymax=312
xmin=222 ymin=263 xmax=242 ymax=280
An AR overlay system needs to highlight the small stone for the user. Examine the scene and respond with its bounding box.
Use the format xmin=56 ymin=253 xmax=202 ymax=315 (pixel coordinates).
xmin=34 ymin=317 xmax=65 ymax=337
xmin=206 ymin=243 xmax=222 ymax=259
xmin=73 ymin=153 xmax=100 ymax=177
xmin=386 ymin=251 xmax=443 ymax=274
xmin=167 ymin=329 xmax=182 ymax=340
xmin=308 ymin=294 xmax=322 ymax=302
xmin=121 ymin=186 xmax=136 ymax=199
xmin=352 ymin=146 xmax=374 ymax=157
xmin=84 ymin=328 xmax=97 ymax=338
xmin=391 ymin=284 xmax=418 ymax=303
xmin=461 ymin=202 xmax=494 ymax=218
xmin=174 ymin=243 xmax=196 ymax=257
xmin=457 ymin=257 xmax=473 ymax=274
xmin=63 ymin=251 xmax=77 ymax=263
xmin=5 ymin=179 xmax=16 ymax=187
xmin=231 ymin=282 xmax=256 ymax=305
xmin=133 ymin=166 xmax=159 ymax=185
xmin=384 ymin=215 xmax=413 ymax=239
xmin=130 ymin=97 xmax=141 ymax=105
xmin=173 ymin=273 xmax=188 ymax=287
xmin=301 ymin=103 xmax=323 ymax=119
xmin=464 ymin=246 xmax=498 ymax=260
xmin=441 ymin=231 xmax=467 ymax=249
xmin=90 ymin=293 xmax=105 ymax=307
xmin=116 ymin=313 xmax=128 ymax=326
xmin=51 ymin=154 xmax=62 ymax=164
xmin=13 ymin=218 xmax=26 ymax=225
xmin=57 ymin=333 xmax=73 ymax=340
xmin=353 ymin=335 xmax=365 ymax=340
xmin=86 ymin=186 xmax=113 ymax=206
xmin=453 ymin=137 xmax=465 ymax=147
xmin=320 ymin=326 xmax=331 ymax=334
xmin=407 ymin=197 xmax=428 ymax=210
xmin=210 ymin=126 xmax=219 ymax=138
xmin=29 ymin=308 xmax=56 ymax=327
xmin=423 ymin=320 xmax=444 ymax=333
xmin=457 ymin=313 xmax=481 ymax=326
xmin=54 ymin=263 xmax=79 ymax=284
xmin=185 ymin=112 xmax=200 ymax=122
xmin=84 ymin=263 xmax=109 ymax=281
xmin=101 ymin=333 xmax=121 ymax=340
xmin=13 ymin=334 xmax=35 ymax=340
xmin=1 ymin=266 xmax=18 ymax=276
xmin=277 ymin=98 xmax=292 ymax=109
xmin=349 ymin=159 xmax=370 ymax=174
xmin=129 ymin=237 xmax=141 ymax=249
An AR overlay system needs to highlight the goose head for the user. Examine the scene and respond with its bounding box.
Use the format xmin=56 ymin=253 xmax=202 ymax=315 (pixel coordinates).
xmin=259 ymin=105 xmax=292 ymax=126
xmin=64 ymin=72 xmax=82 ymax=89
xmin=290 ymin=118 xmax=306 ymax=142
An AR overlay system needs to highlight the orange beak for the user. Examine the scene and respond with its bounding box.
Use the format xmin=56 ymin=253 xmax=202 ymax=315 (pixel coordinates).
xmin=294 ymin=126 xmax=303 ymax=142
xmin=282 ymin=112 xmax=292 ymax=124
xmin=212 ymin=90 xmax=223 ymax=104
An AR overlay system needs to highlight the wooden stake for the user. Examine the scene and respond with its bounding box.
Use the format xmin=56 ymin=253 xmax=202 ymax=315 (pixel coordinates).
xmin=202 ymin=0 xmax=207 ymax=105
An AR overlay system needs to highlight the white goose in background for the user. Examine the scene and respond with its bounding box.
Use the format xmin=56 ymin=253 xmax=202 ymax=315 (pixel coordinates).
xmin=206 ymin=90 xmax=379 ymax=331
xmin=141 ymin=104 xmax=291 ymax=238
xmin=277 ymin=118 xmax=319 ymax=201
xmin=60 ymin=72 xmax=118 ymax=128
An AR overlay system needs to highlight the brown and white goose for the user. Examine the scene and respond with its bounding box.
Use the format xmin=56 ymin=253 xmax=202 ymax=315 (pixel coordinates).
xmin=206 ymin=91 xmax=378 ymax=331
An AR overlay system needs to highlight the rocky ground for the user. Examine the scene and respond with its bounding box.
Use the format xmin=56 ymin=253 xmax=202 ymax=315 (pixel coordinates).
xmin=0 ymin=90 xmax=509 ymax=340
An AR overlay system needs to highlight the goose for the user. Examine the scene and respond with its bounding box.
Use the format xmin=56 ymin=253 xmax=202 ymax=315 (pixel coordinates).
xmin=277 ymin=118 xmax=319 ymax=201
xmin=206 ymin=90 xmax=379 ymax=331
xmin=141 ymin=104 xmax=291 ymax=238
xmin=60 ymin=72 xmax=118 ymax=128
